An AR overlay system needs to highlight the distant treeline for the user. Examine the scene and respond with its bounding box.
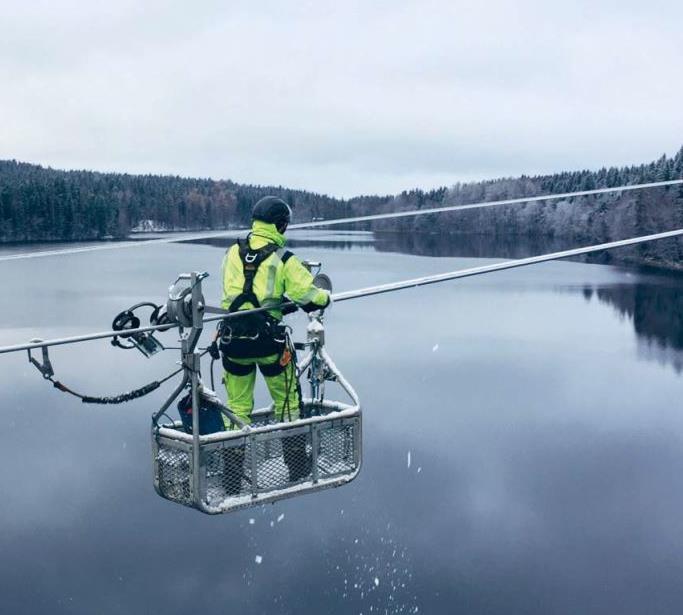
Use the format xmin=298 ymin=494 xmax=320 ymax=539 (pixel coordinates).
xmin=351 ymin=147 xmax=683 ymax=269
xmin=1 ymin=148 xmax=682 ymax=267
xmin=0 ymin=160 xmax=347 ymax=242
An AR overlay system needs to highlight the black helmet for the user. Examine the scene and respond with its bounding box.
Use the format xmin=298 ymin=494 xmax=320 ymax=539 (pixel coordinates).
xmin=252 ymin=196 xmax=292 ymax=233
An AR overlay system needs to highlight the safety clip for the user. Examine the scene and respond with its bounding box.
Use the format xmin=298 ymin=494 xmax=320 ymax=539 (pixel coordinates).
xmin=27 ymin=340 xmax=54 ymax=380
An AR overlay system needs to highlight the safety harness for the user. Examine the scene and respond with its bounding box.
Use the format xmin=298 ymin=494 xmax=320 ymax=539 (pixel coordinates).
xmin=219 ymin=237 xmax=288 ymax=360
xmin=218 ymin=236 xmax=302 ymax=420
xmin=227 ymin=238 xmax=280 ymax=313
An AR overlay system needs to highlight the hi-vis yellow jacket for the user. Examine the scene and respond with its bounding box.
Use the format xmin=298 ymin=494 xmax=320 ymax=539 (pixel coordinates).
xmin=221 ymin=220 xmax=330 ymax=319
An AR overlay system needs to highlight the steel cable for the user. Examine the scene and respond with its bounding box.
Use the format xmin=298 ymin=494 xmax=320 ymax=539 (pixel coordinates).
xmin=1 ymin=227 xmax=682 ymax=356
xmin=1 ymin=179 xmax=680 ymax=263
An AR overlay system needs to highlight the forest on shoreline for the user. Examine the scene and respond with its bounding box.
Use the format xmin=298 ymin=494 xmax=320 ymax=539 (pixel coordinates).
xmin=1 ymin=147 xmax=682 ymax=268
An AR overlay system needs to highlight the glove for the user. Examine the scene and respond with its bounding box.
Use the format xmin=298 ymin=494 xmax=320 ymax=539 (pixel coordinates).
xmin=301 ymin=293 xmax=331 ymax=313
xmin=281 ymin=302 xmax=299 ymax=315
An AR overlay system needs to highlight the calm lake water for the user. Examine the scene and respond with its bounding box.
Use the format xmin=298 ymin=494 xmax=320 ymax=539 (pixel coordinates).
xmin=1 ymin=231 xmax=683 ymax=615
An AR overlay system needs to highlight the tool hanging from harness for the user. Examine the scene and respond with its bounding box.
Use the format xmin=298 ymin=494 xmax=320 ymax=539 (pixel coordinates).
xmin=218 ymin=238 xmax=288 ymax=360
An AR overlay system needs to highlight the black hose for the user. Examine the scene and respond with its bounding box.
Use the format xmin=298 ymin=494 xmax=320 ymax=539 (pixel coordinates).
xmin=46 ymin=350 xmax=208 ymax=406
xmin=80 ymin=381 xmax=162 ymax=404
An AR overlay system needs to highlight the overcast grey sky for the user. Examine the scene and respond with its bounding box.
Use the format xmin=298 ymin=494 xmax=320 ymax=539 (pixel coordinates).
xmin=1 ymin=0 xmax=682 ymax=197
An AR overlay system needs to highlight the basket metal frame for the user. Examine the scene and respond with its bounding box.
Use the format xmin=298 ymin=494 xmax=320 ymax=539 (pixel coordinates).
xmin=151 ymin=272 xmax=362 ymax=514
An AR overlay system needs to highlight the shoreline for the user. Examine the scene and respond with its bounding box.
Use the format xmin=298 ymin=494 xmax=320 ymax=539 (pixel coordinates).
xmin=1 ymin=229 xmax=681 ymax=274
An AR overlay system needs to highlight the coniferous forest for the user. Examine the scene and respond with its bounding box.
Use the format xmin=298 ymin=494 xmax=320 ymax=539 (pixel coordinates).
xmin=1 ymin=147 xmax=682 ymax=267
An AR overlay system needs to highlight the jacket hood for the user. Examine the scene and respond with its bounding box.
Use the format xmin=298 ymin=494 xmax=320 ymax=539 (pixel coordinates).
xmin=250 ymin=220 xmax=286 ymax=247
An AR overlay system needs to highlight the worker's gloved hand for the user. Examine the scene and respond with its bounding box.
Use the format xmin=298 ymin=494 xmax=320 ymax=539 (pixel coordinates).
xmin=208 ymin=340 xmax=220 ymax=360
xmin=281 ymin=303 xmax=299 ymax=315
xmin=301 ymin=294 xmax=331 ymax=313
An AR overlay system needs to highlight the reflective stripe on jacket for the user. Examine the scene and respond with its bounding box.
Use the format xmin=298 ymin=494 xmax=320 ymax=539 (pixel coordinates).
xmin=221 ymin=220 xmax=330 ymax=318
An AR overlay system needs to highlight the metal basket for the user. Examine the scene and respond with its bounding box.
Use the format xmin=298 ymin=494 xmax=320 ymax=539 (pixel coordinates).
xmin=153 ymin=400 xmax=362 ymax=514
xmin=151 ymin=272 xmax=361 ymax=514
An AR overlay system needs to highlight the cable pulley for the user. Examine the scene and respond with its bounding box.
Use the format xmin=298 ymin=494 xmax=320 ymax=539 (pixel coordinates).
xmin=150 ymin=304 xmax=174 ymax=331
xmin=166 ymin=273 xmax=207 ymax=328
xmin=111 ymin=302 xmax=170 ymax=357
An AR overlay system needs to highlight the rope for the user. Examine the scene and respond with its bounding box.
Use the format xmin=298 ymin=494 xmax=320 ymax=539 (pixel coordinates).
xmin=47 ymin=376 xmax=162 ymax=405
xmin=80 ymin=381 xmax=162 ymax=405
xmin=42 ymin=353 xmax=206 ymax=405
xmin=210 ymin=357 xmax=217 ymax=391
xmin=1 ymin=179 xmax=680 ymax=263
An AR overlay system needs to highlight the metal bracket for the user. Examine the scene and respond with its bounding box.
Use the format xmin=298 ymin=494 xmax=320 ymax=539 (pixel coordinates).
xmin=27 ymin=340 xmax=54 ymax=379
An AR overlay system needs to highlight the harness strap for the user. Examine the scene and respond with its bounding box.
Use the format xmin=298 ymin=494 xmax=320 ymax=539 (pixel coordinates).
xmin=222 ymin=356 xmax=257 ymax=376
xmin=227 ymin=237 xmax=280 ymax=312
xmin=258 ymin=361 xmax=286 ymax=377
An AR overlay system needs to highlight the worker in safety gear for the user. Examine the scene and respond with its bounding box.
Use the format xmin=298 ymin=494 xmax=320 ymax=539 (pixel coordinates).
xmin=217 ymin=196 xmax=330 ymax=489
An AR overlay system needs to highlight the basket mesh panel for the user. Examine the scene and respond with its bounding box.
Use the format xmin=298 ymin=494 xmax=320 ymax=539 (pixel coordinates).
xmin=156 ymin=445 xmax=193 ymax=506
xmin=317 ymin=422 xmax=357 ymax=476
xmin=203 ymin=431 xmax=315 ymax=501
xmin=205 ymin=441 xmax=251 ymax=505
xmin=260 ymin=432 xmax=312 ymax=489
xmin=155 ymin=412 xmax=360 ymax=511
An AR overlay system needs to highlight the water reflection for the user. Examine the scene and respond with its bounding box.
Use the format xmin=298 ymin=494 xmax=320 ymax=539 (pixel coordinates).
xmin=3 ymin=233 xmax=683 ymax=614
xmin=185 ymin=230 xmax=376 ymax=253
xmin=374 ymin=231 xmax=572 ymax=259
xmin=188 ymin=230 xmax=573 ymax=260
xmin=589 ymin=279 xmax=683 ymax=372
